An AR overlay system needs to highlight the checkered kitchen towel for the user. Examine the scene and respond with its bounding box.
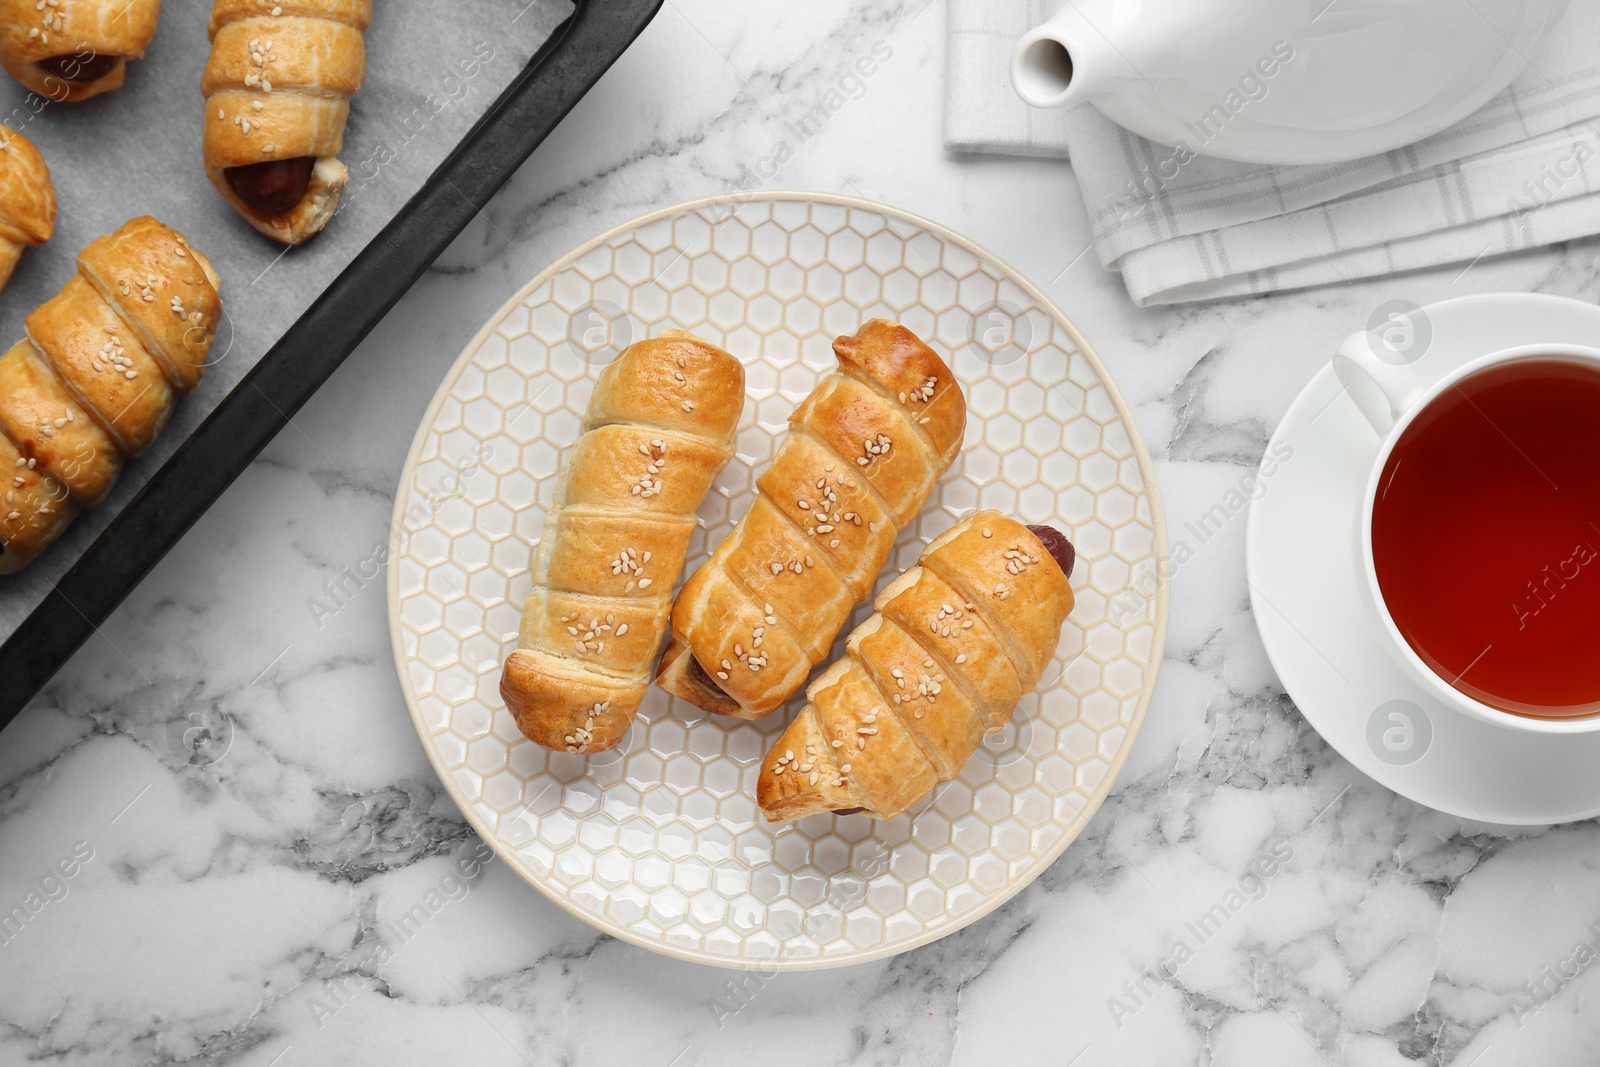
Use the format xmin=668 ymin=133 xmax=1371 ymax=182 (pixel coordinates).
xmin=944 ymin=0 xmax=1600 ymax=306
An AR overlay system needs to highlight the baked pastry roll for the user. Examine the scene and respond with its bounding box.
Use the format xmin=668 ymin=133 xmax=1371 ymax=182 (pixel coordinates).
xmin=656 ymin=319 xmax=966 ymax=719
xmin=0 ymin=217 xmax=221 ymax=574
xmin=0 ymin=128 xmax=54 ymax=292
xmin=757 ymin=512 xmax=1076 ymax=822
xmin=0 ymin=0 xmax=160 ymax=101
xmin=202 ymin=0 xmax=371 ymax=245
xmin=500 ymin=331 xmax=745 ymax=754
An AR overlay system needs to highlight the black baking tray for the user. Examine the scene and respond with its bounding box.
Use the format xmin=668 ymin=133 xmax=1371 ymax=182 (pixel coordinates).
xmin=0 ymin=0 xmax=664 ymax=728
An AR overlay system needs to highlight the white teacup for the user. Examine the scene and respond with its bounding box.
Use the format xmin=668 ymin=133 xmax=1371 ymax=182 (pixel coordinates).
xmin=1334 ymin=332 xmax=1600 ymax=735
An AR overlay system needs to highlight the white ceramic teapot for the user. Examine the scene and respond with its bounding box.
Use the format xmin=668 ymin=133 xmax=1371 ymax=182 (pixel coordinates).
xmin=1011 ymin=0 xmax=1572 ymax=164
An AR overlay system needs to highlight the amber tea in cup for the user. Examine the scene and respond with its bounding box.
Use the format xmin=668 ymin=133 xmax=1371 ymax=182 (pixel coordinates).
xmin=1371 ymin=358 xmax=1600 ymax=718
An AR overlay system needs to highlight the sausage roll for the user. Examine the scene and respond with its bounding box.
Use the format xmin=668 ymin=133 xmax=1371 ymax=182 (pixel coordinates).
xmin=0 ymin=217 xmax=221 ymax=574
xmin=202 ymin=0 xmax=371 ymax=244
xmin=656 ymin=319 xmax=966 ymax=719
xmin=0 ymin=0 xmax=160 ymax=101
xmin=500 ymin=330 xmax=746 ymax=754
xmin=758 ymin=512 xmax=1076 ymax=822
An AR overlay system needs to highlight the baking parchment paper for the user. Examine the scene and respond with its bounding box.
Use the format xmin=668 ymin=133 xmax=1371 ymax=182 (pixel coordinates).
xmin=0 ymin=0 xmax=573 ymax=642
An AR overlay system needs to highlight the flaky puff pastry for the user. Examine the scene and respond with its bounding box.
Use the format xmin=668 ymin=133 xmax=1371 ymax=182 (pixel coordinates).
xmin=758 ymin=512 xmax=1076 ymax=822
xmin=0 ymin=128 xmax=53 ymax=292
xmin=202 ymin=0 xmax=370 ymax=244
xmin=656 ymin=319 xmax=966 ymax=720
xmin=0 ymin=217 xmax=221 ymax=574
xmin=0 ymin=0 xmax=160 ymax=101
xmin=500 ymin=331 xmax=746 ymax=754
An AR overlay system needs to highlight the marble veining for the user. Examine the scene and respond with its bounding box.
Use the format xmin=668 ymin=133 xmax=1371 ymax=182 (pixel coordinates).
xmin=5 ymin=0 xmax=1600 ymax=1064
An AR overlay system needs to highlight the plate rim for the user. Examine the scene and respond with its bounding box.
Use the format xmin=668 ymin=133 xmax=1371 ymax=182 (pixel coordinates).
xmin=385 ymin=189 xmax=1171 ymax=969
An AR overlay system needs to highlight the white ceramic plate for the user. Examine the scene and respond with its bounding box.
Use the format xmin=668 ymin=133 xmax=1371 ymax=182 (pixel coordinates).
xmin=387 ymin=192 xmax=1168 ymax=968
xmin=1247 ymin=292 xmax=1600 ymax=826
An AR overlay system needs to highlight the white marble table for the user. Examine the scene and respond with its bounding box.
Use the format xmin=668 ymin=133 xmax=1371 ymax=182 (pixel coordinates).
xmin=5 ymin=3 xmax=1600 ymax=1065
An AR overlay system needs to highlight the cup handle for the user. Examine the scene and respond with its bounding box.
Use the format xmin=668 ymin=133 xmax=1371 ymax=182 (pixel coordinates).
xmin=1332 ymin=329 xmax=1426 ymax=436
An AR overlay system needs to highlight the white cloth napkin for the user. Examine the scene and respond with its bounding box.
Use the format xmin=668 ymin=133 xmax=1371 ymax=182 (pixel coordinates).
xmin=944 ymin=0 xmax=1600 ymax=306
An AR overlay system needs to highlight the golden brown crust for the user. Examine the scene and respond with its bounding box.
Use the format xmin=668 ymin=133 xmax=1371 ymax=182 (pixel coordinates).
xmin=0 ymin=129 xmax=53 ymax=291
xmin=207 ymin=0 xmax=371 ymax=37
xmin=654 ymin=639 xmax=745 ymax=718
xmin=26 ymin=276 xmax=176 ymax=455
xmin=518 ymin=590 xmax=669 ymax=678
xmin=656 ymin=553 xmax=813 ymax=720
xmin=499 ymin=331 xmax=745 ymax=753
xmin=756 ymin=432 xmax=893 ymax=599
xmin=500 ymin=651 xmax=644 ymax=755
xmin=0 ymin=0 xmax=160 ymax=101
xmin=75 ymin=216 xmax=221 ymax=395
xmin=873 ymin=564 xmax=1020 ymax=728
xmin=0 ymin=217 xmax=220 ymax=573
xmin=561 ymin=425 xmax=732 ymax=518
xmin=832 ymin=318 xmax=966 ymax=472
xmin=0 ymin=429 xmax=76 ymax=575
xmin=756 ymin=511 xmax=1075 ymax=822
xmin=0 ymin=340 xmax=121 ymax=503
xmin=848 ymin=614 xmax=985 ymax=778
xmin=537 ymin=508 xmax=697 ymax=600
xmin=203 ymin=0 xmax=371 ymax=244
xmin=587 ymin=330 xmax=746 ymax=444
xmin=658 ymin=319 xmax=966 ymax=719
xmin=754 ymin=700 xmax=852 ymax=822
xmin=919 ymin=517 xmax=1073 ymax=687
xmin=710 ymin=496 xmax=852 ymax=662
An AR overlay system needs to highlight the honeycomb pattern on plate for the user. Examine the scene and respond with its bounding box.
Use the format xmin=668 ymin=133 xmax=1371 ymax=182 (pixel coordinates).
xmin=389 ymin=194 xmax=1166 ymax=968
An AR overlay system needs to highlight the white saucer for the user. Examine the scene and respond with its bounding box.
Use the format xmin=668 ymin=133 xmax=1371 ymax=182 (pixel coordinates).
xmin=1247 ymin=292 xmax=1600 ymax=826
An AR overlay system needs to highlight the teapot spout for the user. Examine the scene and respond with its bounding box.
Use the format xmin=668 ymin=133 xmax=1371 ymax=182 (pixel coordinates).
xmin=1011 ymin=7 xmax=1109 ymax=110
